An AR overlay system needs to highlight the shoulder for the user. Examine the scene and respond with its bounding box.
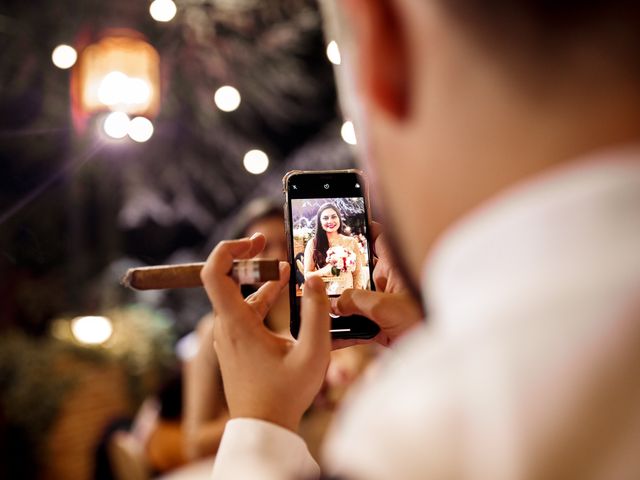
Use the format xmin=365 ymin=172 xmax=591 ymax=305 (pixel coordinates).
xmin=323 ymin=325 xmax=463 ymax=478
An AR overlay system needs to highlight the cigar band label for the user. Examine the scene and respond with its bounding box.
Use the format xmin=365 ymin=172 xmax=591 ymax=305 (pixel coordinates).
xmin=234 ymin=261 xmax=260 ymax=284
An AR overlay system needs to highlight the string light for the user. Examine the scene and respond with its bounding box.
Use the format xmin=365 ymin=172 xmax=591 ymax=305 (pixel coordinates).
xmin=243 ymin=149 xmax=269 ymax=174
xmin=98 ymin=71 xmax=128 ymax=105
xmin=98 ymin=71 xmax=152 ymax=108
xmin=71 ymin=316 xmax=113 ymax=345
xmin=75 ymin=35 xmax=160 ymax=119
xmin=150 ymin=0 xmax=177 ymax=22
xmin=326 ymin=40 xmax=341 ymax=66
xmin=123 ymin=78 xmax=152 ymax=105
xmin=103 ymin=112 xmax=130 ymax=139
xmin=214 ymin=86 xmax=241 ymax=112
xmin=341 ymin=121 xmax=357 ymax=145
xmin=128 ymin=116 xmax=154 ymax=142
xmin=52 ymin=44 xmax=77 ymax=69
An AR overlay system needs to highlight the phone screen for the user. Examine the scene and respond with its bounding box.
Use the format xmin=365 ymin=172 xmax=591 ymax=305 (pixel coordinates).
xmin=291 ymin=197 xmax=371 ymax=297
xmin=286 ymin=171 xmax=379 ymax=339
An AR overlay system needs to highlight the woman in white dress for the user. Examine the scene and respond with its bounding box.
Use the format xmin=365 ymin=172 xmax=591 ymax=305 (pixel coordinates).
xmin=303 ymin=203 xmax=365 ymax=294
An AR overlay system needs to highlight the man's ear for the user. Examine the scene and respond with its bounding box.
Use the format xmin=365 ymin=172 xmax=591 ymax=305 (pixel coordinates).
xmin=343 ymin=0 xmax=410 ymax=120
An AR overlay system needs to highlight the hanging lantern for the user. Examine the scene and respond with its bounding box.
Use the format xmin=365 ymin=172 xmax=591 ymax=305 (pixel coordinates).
xmin=72 ymin=30 xmax=160 ymax=129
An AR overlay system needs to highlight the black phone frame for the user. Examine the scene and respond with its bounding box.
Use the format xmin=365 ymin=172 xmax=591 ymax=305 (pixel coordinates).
xmin=284 ymin=170 xmax=380 ymax=340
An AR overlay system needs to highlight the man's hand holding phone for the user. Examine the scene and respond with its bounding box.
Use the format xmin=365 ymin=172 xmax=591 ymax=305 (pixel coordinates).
xmin=332 ymin=222 xmax=424 ymax=349
xmin=200 ymin=233 xmax=331 ymax=432
xmin=200 ymin=221 xmax=422 ymax=431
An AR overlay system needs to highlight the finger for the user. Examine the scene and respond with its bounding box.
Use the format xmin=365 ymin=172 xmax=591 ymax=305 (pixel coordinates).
xmin=339 ymin=290 xmax=424 ymax=343
xmin=203 ymin=235 xmax=266 ymax=279
xmin=372 ymin=228 xmax=388 ymax=260
xmin=201 ymin=235 xmax=267 ymax=313
xmin=294 ymin=276 xmax=331 ymax=363
xmin=336 ymin=289 xmax=391 ymax=322
xmin=246 ymin=262 xmax=290 ymax=319
xmin=244 ymin=232 xmax=268 ymax=258
xmin=370 ymin=221 xmax=383 ymax=243
xmin=373 ymin=265 xmax=388 ymax=292
xmin=331 ymin=338 xmax=371 ymax=350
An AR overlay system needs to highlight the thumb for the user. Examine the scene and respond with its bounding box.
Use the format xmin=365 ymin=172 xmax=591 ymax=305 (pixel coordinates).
xmin=337 ymin=290 xmax=424 ymax=343
xmin=295 ymin=276 xmax=331 ymax=363
xmin=336 ymin=289 xmax=392 ymax=322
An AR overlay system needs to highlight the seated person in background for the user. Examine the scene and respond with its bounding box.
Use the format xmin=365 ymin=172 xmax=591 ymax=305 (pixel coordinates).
xmin=140 ymin=372 xmax=186 ymax=474
xmin=182 ymin=199 xmax=289 ymax=461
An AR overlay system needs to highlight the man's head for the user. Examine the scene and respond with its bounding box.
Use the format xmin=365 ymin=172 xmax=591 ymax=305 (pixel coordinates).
xmin=227 ymin=198 xmax=287 ymax=261
xmin=336 ymin=0 xmax=640 ymax=295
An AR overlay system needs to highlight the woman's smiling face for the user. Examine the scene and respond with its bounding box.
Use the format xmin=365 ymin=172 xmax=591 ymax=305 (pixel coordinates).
xmin=320 ymin=208 xmax=340 ymax=233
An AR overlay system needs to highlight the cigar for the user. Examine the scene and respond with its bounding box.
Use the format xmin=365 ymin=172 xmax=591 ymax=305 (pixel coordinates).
xmin=121 ymin=259 xmax=281 ymax=290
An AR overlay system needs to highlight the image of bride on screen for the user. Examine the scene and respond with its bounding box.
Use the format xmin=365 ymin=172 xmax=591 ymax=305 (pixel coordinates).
xmin=303 ymin=202 xmax=366 ymax=295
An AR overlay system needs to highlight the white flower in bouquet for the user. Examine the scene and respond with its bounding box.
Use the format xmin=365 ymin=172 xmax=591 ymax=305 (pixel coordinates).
xmin=326 ymin=245 xmax=357 ymax=276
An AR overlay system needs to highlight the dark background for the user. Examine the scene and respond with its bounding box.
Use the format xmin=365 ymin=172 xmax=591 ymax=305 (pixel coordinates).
xmin=0 ymin=0 xmax=356 ymax=335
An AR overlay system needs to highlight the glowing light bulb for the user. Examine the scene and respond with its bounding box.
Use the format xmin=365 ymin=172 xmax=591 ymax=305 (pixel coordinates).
xmin=243 ymin=149 xmax=269 ymax=175
xmin=98 ymin=71 xmax=129 ymax=106
xmin=124 ymin=78 xmax=152 ymax=105
xmin=150 ymin=0 xmax=177 ymax=22
xmin=214 ymin=85 xmax=241 ymax=112
xmin=326 ymin=40 xmax=341 ymax=66
xmin=128 ymin=116 xmax=154 ymax=142
xmin=71 ymin=316 xmax=113 ymax=345
xmin=52 ymin=44 xmax=77 ymax=69
xmin=341 ymin=121 xmax=357 ymax=145
xmin=103 ymin=112 xmax=130 ymax=139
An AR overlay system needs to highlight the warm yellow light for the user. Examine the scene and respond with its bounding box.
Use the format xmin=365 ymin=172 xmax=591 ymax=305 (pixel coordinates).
xmin=341 ymin=121 xmax=357 ymax=145
xmin=97 ymin=71 xmax=152 ymax=109
xmin=243 ymin=149 xmax=269 ymax=175
xmin=150 ymin=0 xmax=177 ymax=22
xmin=214 ymin=85 xmax=241 ymax=112
xmin=71 ymin=316 xmax=113 ymax=345
xmin=128 ymin=116 xmax=154 ymax=142
xmin=52 ymin=44 xmax=78 ymax=69
xmin=97 ymin=71 xmax=128 ymax=106
xmin=125 ymin=78 xmax=152 ymax=105
xmin=103 ymin=111 xmax=130 ymax=139
xmin=74 ymin=34 xmax=160 ymax=119
xmin=326 ymin=40 xmax=341 ymax=66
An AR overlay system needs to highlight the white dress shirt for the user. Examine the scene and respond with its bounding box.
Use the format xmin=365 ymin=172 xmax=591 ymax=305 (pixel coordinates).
xmin=212 ymin=148 xmax=640 ymax=480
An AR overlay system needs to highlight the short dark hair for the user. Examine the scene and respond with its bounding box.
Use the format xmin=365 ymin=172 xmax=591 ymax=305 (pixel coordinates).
xmin=443 ymin=1 xmax=640 ymax=77
xmin=226 ymin=197 xmax=283 ymax=240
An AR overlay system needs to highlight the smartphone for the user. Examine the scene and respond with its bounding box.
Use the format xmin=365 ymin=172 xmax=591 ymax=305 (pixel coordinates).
xmin=283 ymin=169 xmax=380 ymax=340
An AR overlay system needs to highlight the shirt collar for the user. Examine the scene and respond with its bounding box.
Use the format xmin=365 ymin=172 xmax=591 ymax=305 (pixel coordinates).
xmin=421 ymin=145 xmax=640 ymax=331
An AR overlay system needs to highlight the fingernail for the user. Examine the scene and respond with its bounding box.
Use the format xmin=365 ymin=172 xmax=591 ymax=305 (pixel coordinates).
xmin=250 ymin=232 xmax=261 ymax=240
xmin=279 ymin=261 xmax=289 ymax=273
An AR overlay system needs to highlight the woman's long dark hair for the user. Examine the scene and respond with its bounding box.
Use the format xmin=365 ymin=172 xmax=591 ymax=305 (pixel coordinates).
xmin=312 ymin=203 xmax=345 ymax=268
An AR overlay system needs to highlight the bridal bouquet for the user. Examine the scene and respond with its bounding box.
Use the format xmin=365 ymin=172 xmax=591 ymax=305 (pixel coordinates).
xmin=326 ymin=245 xmax=357 ymax=276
